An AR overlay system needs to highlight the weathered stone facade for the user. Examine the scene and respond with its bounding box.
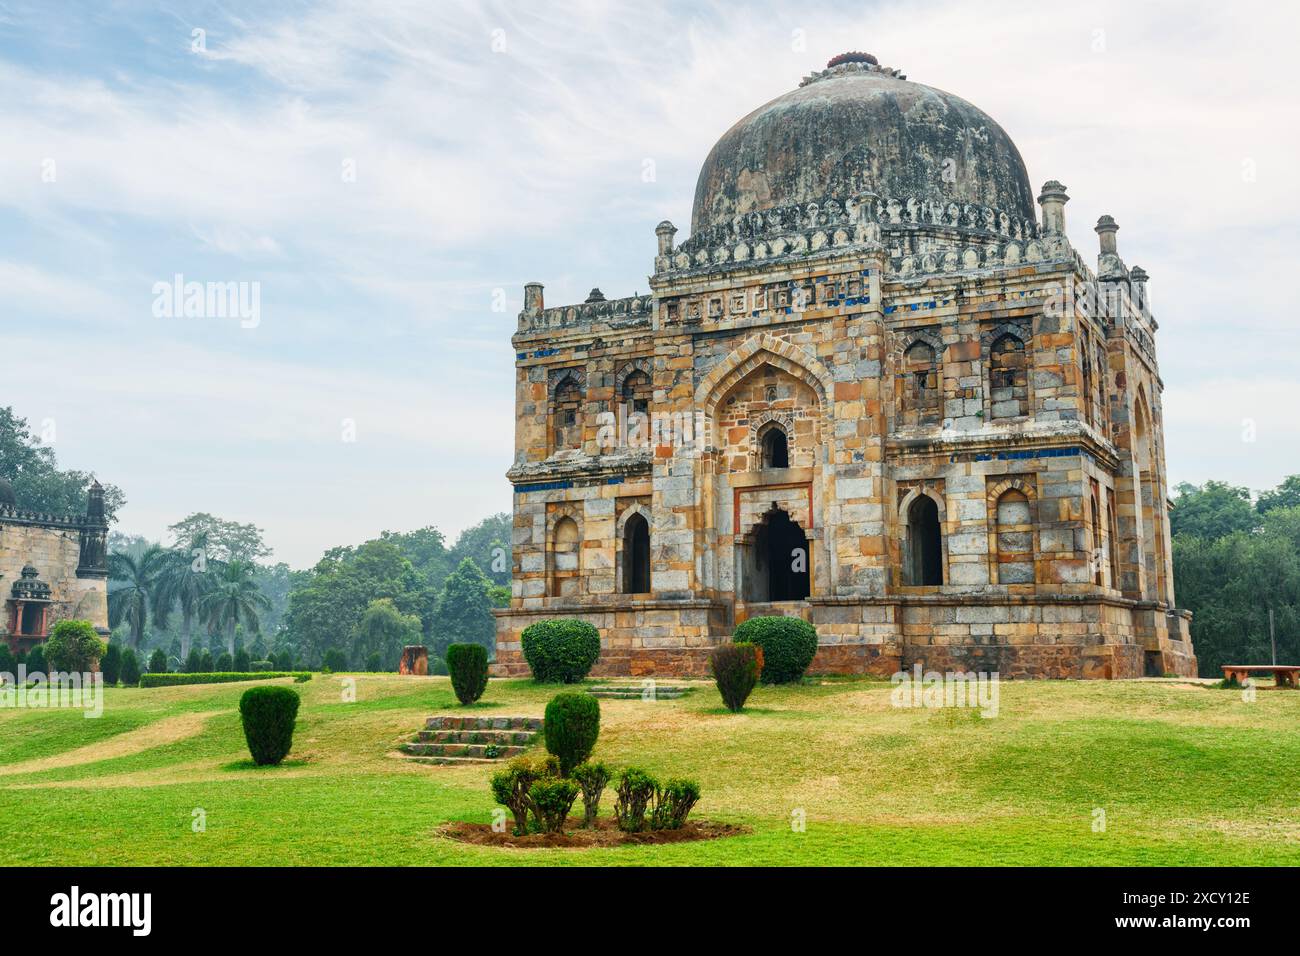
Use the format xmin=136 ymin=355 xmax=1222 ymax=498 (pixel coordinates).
xmin=494 ymin=53 xmax=1196 ymax=680
xmin=0 ymin=479 xmax=109 ymax=653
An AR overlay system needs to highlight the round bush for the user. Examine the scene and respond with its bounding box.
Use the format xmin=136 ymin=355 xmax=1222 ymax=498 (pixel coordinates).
xmin=25 ymin=644 xmax=46 ymax=676
xmin=101 ymin=644 xmax=122 ymax=686
xmin=43 ymin=619 xmax=105 ymax=673
xmin=322 ymin=648 xmax=347 ymax=673
xmin=233 ymin=649 xmax=251 ymax=672
xmin=543 ymin=692 xmax=601 ymax=776
xmin=148 ymin=648 xmax=168 ymax=674
xmin=365 ymin=652 xmax=382 ymax=673
xmin=732 ymin=616 xmax=818 ymax=684
xmin=216 ymin=652 xmax=234 ymax=671
xmin=520 ymin=619 xmax=600 ymax=683
xmin=239 ymin=686 xmax=301 ymax=766
xmin=199 ymin=650 xmax=214 ymax=672
xmin=446 ymin=643 xmax=489 ymax=705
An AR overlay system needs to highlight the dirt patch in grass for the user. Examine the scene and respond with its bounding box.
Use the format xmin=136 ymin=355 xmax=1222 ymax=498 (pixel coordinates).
xmin=0 ymin=710 xmax=221 ymax=777
xmin=438 ymin=816 xmax=747 ymax=849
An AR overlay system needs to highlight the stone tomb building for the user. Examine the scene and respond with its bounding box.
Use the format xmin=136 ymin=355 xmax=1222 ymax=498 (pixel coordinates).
xmin=493 ymin=53 xmax=1196 ymax=680
xmin=0 ymin=478 xmax=110 ymax=654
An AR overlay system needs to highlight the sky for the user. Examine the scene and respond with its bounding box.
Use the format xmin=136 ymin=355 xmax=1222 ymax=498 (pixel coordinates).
xmin=2 ymin=0 xmax=1297 ymax=568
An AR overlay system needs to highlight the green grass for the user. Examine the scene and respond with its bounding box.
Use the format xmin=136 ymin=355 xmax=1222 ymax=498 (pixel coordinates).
xmin=0 ymin=673 xmax=1296 ymax=865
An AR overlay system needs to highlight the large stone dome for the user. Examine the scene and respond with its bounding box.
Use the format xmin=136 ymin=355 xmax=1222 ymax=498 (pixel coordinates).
xmin=690 ymin=53 xmax=1036 ymax=236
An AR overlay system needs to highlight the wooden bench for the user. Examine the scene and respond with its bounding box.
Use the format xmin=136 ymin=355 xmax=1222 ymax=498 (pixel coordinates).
xmin=1221 ymin=665 xmax=1300 ymax=689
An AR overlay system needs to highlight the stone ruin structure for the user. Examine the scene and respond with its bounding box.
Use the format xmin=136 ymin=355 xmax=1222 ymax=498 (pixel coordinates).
xmin=493 ymin=52 xmax=1196 ymax=680
xmin=0 ymin=478 xmax=109 ymax=654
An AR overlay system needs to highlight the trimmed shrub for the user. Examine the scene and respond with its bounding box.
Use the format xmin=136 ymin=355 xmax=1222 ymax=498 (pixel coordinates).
xmin=216 ymin=652 xmax=234 ymax=671
xmin=733 ymin=616 xmax=818 ymax=684
xmin=43 ymin=620 xmax=105 ymax=673
xmin=0 ymin=645 xmax=14 ymax=677
xmin=614 ymin=767 xmax=658 ymax=833
xmin=446 ymin=643 xmax=489 ymax=705
xmin=571 ymin=761 xmax=612 ymax=826
xmin=528 ymin=778 xmax=580 ymax=834
xmin=365 ymin=652 xmax=381 ymax=673
xmin=184 ymin=649 xmax=202 ymax=673
xmin=120 ymin=649 xmax=141 ymax=686
xmin=251 ymin=660 xmax=273 ymax=672
xmin=25 ymin=644 xmax=46 ymax=676
xmin=322 ymin=648 xmax=347 ymax=673
xmin=711 ymin=642 xmax=760 ymax=712
xmin=490 ymin=753 xmax=559 ymax=835
xmin=270 ymin=650 xmax=290 ymax=670
xmin=101 ymin=644 xmax=122 ymax=686
xmin=238 ymin=686 xmax=300 ymax=766
xmin=148 ymin=649 xmax=168 ymax=674
xmin=520 ymin=619 xmax=600 ymax=683
xmin=234 ymin=649 xmax=251 ymax=672
xmin=650 ymin=778 xmax=701 ymax=830
xmin=544 ymin=692 xmax=600 ymax=776
xmin=199 ymin=650 xmax=214 ymax=672
xmin=139 ymin=671 xmax=312 ymax=688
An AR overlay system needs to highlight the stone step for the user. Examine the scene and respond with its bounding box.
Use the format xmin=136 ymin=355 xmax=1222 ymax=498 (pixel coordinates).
xmin=587 ymin=686 xmax=694 ymax=699
xmin=401 ymin=742 xmax=529 ymax=760
xmin=417 ymin=729 xmax=537 ymax=745
xmin=402 ymin=755 xmax=499 ymax=766
xmin=425 ymin=715 xmax=543 ymax=731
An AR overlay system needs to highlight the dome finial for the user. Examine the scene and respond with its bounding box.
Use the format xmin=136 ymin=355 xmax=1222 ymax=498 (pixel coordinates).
xmin=827 ymin=51 xmax=878 ymax=68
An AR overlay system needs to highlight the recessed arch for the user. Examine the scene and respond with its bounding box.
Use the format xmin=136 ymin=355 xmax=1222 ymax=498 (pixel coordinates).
xmin=695 ymin=333 xmax=834 ymax=426
xmin=898 ymin=487 xmax=946 ymax=587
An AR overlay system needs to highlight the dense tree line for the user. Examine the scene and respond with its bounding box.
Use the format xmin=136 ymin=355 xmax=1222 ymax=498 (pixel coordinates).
xmin=1171 ymin=477 xmax=1300 ymax=675
xmin=0 ymin=406 xmax=125 ymax=519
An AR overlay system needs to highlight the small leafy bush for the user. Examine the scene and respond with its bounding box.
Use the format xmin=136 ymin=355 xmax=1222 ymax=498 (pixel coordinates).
xmin=271 ymin=650 xmax=292 ymax=670
xmin=234 ymin=649 xmax=251 ymax=672
xmin=711 ymin=642 xmax=760 ymax=711
xmin=216 ymin=652 xmax=234 ymax=671
xmin=544 ymin=692 xmax=600 ymax=776
xmin=139 ymin=672 xmax=311 ymax=688
xmin=238 ymin=686 xmax=300 ymax=766
xmin=43 ymin=620 xmax=105 ymax=673
xmin=148 ymin=648 xmax=168 ymax=674
xmin=185 ymin=649 xmax=202 ymax=673
xmin=733 ymin=616 xmax=818 ymax=684
xmin=322 ymin=648 xmax=347 ymax=673
xmin=251 ymin=660 xmax=273 ymax=672
xmin=446 ymin=643 xmax=489 ymax=705
xmin=199 ymin=651 xmax=214 ymax=672
xmin=528 ymin=778 xmax=580 ymax=834
xmin=520 ymin=619 xmax=600 ymax=683
xmin=25 ymin=644 xmax=46 ymax=675
xmin=365 ymin=652 xmax=381 ymax=672
xmin=571 ymin=761 xmax=612 ymax=826
xmin=614 ymin=766 xmax=659 ymax=833
xmin=120 ymin=649 xmax=141 ymax=686
xmin=101 ymin=644 xmax=122 ymax=685
xmin=651 ymin=778 xmax=701 ymax=830
xmin=490 ymin=753 xmax=559 ymax=835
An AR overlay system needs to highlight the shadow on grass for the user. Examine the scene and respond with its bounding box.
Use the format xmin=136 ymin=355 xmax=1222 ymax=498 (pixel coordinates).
xmin=695 ymin=706 xmax=799 ymax=717
xmin=220 ymin=757 xmax=313 ymax=772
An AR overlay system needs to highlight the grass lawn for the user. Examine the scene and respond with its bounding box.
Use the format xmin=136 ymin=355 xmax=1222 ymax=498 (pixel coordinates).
xmin=0 ymin=673 xmax=1296 ymax=866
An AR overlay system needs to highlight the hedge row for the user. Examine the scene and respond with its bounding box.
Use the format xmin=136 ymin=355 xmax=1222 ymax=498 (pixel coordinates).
xmin=139 ymin=672 xmax=312 ymax=688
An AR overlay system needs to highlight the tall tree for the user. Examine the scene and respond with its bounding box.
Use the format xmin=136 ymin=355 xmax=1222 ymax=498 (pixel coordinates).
xmin=434 ymin=557 xmax=496 ymax=657
xmin=155 ymin=532 xmax=215 ymax=659
xmin=167 ymin=512 xmax=271 ymax=563
xmin=107 ymin=546 xmax=169 ymax=650
xmin=353 ymin=598 xmax=421 ymax=669
xmin=1256 ymin=475 xmax=1300 ymax=516
xmin=450 ymin=513 xmax=512 ymax=586
xmin=1169 ymin=481 xmax=1258 ymax=540
xmin=0 ymin=406 xmax=125 ymax=520
xmin=199 ymin=560 xmax=271 ymax=656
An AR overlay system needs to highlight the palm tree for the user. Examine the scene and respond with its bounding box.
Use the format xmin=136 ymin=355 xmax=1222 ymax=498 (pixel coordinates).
xmin=155 ymin=532 xmax=215 ymax=660
xmin=198 ymin=559 xmax=270 ymax=656
xmin=107 ymin=545 xmax=170 ymax=650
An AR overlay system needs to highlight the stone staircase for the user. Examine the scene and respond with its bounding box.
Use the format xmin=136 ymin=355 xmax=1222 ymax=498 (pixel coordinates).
xmin=398 ymin=715 xmax=543 ymax=765
xmin=586 ymin=682 xmax=697 ymax=701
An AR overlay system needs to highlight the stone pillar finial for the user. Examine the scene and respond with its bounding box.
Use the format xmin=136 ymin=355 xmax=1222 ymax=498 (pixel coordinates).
xmin=1037 ymin=180 xmax=1069 ymax=236
xmin=655 ymin=220 xmax=678 ymax=256
xmin=523 ymin=282 xmax=544 ymax=315
xmin=1129 ymin=265 xmax=1149 ymax=310
xmin=1094 ymin=215 xmax=1119 ymax=255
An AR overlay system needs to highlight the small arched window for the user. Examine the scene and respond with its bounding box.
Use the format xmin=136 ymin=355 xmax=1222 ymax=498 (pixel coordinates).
xmin=1081 ymin=333 xmax=1095 ymax=427
xmin=622 ymin=511 xmax=650 ymax=594
xmin=900 ymin=341 xmax=940 ymax=427
xmin=552 ymin=376 xmax=583 ymax=451
xmin=759 ymin=423 xmax=790 ymax=469
xmin=1090 ymin=492 xmax=1104 ymax=586
xmin=989 ymin=334 xmax=1028 ymax=419
xmin=621 ymin=369 xmax=651 ymax=417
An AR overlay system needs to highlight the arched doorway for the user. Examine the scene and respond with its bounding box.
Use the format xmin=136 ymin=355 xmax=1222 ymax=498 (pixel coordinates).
xmin=905 ymin=495 xmax=943 ymax=586
xmin=742 ymin=506 xmax=810 ymax=601
xmin=622 ymin=512 xmax=650 ymax=594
